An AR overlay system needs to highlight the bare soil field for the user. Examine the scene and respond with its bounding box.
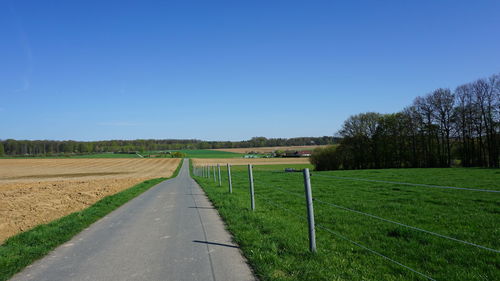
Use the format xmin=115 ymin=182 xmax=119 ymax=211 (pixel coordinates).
xmin=192 ymin=157 xmax=311 ymax=166
xmin=0 ymin=158 xmax=180 ymax=243
xmin=210 ymin=145 xmax=328 ymax=154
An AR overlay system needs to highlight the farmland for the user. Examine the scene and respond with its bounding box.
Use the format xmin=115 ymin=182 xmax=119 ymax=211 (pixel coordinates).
xmin=0 ymin=150 xmax=244 ymax=159
xmin=192 ymin=157 xmax=311 ymax=166
xmin=168 ymin=149 xmax=244 ymax=158
xmin=0 ymin=158 xmax=180 ymax=243
xmin=0 ymin=153 xmax=142 ymax=159
xmin=193 ymin=165 xmax=500 ymax=281
xmin=210 ymin=145 xmax=329 ymax=154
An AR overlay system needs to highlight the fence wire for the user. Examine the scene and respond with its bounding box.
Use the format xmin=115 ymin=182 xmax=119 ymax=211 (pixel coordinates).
xmin=313 ymin=174 xmax=500 ymax=193
xmin=315 ymin=224 xmax=437 ymax=281
xmin=313 ymin=198 xmax=500 ymax=253
xmin=254 ymin=173 xmax=500 ymax=253
xmin=254 ymin=193 xmax=306 ymax=221
xmin=253 ymin=179 xmax=305 ymax=199
xmin=253 ymin=191 xmax=437 ymax=281
xmin=200 ymin=165 xmax=496 ymax=280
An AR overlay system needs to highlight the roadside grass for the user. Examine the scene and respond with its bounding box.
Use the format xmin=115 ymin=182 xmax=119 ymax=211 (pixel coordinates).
xmin=193 ymin=165 xmax=500 ymax=281
xmin=0 ymin=160 xmax=182 ymax=281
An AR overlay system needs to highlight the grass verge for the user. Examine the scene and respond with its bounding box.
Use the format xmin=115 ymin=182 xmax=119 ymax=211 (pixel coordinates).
xmin=0 ymin=160 xmax=182 ymax=281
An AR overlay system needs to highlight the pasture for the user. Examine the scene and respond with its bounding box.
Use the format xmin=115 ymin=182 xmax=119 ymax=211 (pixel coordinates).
xmin=193 ymin=165 xmax=500 ymax=281
xmin=0 ymin=158 xmax=180 ymax=243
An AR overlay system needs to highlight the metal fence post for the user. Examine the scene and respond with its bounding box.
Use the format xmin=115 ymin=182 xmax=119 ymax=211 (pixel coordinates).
xmin=248 ymin=164 xmax=255 ymax=211
xmin=227 ymin=164 xmax=232 ymax=193
xmin=208 ymin=165 xmax=210 ymax=179
xmin=213 ymin=165 xmax=217 ymax=183
xmin=303 ymin=168 xmax=317 ymax=253
xmin=217 ymin=164 xmax=222 ymax=186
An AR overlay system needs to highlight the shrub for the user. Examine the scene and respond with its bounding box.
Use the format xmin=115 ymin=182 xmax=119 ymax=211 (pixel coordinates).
xmin=310 ymin=145 xmax=339 ymax=171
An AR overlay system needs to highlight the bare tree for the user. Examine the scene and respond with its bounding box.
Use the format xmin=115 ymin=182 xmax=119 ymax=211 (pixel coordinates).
xmin=414 ymin=96 xmax=441 ymax=167
xmin=429 ymin=88 xmax=455 ymax=166
xmin=454 ymin=83 xmax=475 ymax=166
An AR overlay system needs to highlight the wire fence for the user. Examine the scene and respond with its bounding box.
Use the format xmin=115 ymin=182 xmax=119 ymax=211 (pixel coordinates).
xmin=191 ymin=164 xmax=499 ymax=280
xmin=313 ymin=174 xmax=500 ymax=193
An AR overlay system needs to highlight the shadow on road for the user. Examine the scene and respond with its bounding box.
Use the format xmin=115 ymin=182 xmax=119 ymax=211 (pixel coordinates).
xmin=193 ymin=240 xmax=239 ymax=249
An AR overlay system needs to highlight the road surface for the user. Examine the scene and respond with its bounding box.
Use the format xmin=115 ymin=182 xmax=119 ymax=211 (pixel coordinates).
xmin=10 ymin=159 xmax=255 ymax=281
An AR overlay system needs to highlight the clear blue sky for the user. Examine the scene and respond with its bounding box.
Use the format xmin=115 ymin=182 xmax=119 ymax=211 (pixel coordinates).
xmin=1 ymin=0 xmax=499 ymax=141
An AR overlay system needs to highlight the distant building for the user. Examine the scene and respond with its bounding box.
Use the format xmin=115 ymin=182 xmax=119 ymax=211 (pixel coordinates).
xmin=297 ymin=151 xmax=312 ymax=157
xmin=283 ymin=150 xmax=312 ymax=157
xmin=244 ymin=155 xmax=259 ymax=158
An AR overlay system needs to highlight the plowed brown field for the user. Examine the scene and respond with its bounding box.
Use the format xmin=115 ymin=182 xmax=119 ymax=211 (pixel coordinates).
xmin=191 ymin=158 xmax=311 ymax=166
xmin=0 ymin=158 xmax=180 ymax=243
xmin=209 ymin=145 xmax=327 ymax=154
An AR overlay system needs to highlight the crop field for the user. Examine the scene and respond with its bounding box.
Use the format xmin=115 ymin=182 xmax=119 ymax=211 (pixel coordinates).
xmin=0 ymin=158 xmax=180 ymax=243
xmin=192 ymin=157 xmax=311 ymax=166
xmin=170 ymin=149 xmax=244 ymax=158
xmin=0 ymin=153 xmax=142 ymax=159
xmin=210 ymin=145 xmax=329 ymax=154
xmin=71 ymin=153 xmax=142 ymax=158
xmin=193 ymin=165 xmax=500 ymax=281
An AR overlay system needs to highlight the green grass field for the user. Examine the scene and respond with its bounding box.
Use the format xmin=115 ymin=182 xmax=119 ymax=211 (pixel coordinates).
xmin=193 ymin=164 xmax=500 ymax=281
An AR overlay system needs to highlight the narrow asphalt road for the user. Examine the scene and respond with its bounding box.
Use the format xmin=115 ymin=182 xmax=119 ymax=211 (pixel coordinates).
xmin=10 ymin=159 xmax=255 ymax=281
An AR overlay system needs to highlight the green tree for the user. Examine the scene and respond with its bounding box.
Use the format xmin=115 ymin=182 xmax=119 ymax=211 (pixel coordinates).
xmin=0 ymin=142 xmax=4 ymax=156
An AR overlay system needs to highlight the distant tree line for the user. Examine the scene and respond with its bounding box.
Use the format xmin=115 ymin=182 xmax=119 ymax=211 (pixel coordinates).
xmin=0 ymin=136 xmax=336 ymax=156
xmin=311 ymin=73 xmax=500 ymax=170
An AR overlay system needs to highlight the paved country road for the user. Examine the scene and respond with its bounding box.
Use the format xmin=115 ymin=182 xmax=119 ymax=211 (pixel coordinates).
xmin=10 ymin=159 xmax=256 ymax=281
